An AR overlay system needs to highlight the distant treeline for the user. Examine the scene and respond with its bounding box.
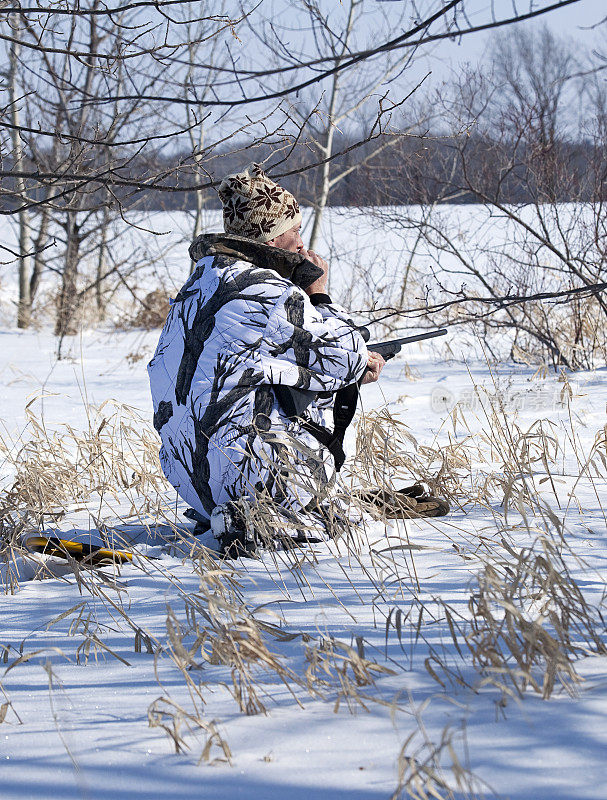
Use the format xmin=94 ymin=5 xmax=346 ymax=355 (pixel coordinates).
xmin=3 ymin=133 xmax=602 ymax=214
xmin=150 ymin=134 xmax=604 ymax=210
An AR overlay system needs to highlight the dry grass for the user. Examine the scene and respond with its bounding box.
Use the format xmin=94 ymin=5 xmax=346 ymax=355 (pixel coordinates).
xmin=0 ymin=397 xmax=175 ymax=591
xmin=126 ymin=289 xmax=171 ymax=331
xmin=304 ymin=634 xmax=396 ymax=712
xmin=349 ymin=406 xmax=496 ymax=509
xmin=392 ymin=716 xmax=491 ymax=800
xmin=147 ymin=697 xmax=232 ymax=764
xmin=465 ymin=531 xmax=606 ymax=699
xmin=357 ymin=383 xmax=607 ymax=708
xmin=0 ymin=368 xmax=605 ymax=798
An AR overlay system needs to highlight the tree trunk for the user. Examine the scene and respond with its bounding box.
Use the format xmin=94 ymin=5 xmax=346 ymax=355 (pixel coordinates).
xmin=307 ymin=0 xmax=359 ymax=252
xmin=8 ymin=20 xmax=33 ymax=329
xmin=54 ymin=212 xmax=81 ymax=338
xmin=16 ymin=208 xmax=32 ymax=329
xmin=191 ymin=128 xmax=206 ymax=273
xmin=95 ymin=202 xmax=110 ymax=321
xmin=308 ymin=139 xmax=332 ymax=251
xmin=30 ymin=203 xmax=49 ymax=304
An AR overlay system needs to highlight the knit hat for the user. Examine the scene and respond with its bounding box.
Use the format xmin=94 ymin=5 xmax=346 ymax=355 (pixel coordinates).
xmin=217 ymin=163 xmax=302 ymax=243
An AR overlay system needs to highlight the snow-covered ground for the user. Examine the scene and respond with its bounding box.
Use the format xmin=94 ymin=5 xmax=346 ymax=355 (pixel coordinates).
xmin=1 ymin=320 xmax=606 ymax=800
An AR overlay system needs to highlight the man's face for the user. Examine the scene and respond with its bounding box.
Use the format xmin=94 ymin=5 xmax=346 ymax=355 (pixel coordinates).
xmin=267 ymin=223 xmax=304 ymax=253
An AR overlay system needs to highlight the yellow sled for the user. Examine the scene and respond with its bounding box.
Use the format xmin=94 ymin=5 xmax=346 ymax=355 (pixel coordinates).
xmin=25 ymin=535 xmax=133 ymax=566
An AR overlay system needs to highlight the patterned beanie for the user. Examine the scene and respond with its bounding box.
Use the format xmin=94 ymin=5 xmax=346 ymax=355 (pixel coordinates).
xmin=217 ymin=163 xmax=302 ymax=243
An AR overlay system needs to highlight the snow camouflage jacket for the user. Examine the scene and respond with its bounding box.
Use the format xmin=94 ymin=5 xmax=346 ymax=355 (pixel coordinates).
xmin=148 ymin=234 xmax=368 ymax=526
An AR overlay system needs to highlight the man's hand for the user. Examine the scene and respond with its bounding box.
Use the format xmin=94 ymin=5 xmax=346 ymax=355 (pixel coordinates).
xmin=300 ymin=248 xmax=329 ymax=296
xmin=360 ymin=351 xmax=385 ymax=385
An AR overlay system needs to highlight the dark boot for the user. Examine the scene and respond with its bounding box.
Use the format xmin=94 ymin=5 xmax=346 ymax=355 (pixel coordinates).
xmin=210 ymin=501 xmax=260 ymax=558
xmin=354 ymin=487 xmax=450 ymax=519
xmin=397 ymin=483 xmax=426 ymax=499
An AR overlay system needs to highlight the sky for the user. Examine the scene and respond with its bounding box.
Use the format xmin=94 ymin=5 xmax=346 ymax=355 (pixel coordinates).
xmin=431 ymin=0 xmax=605 ymax=73
xmin=239 ymin=0 xmax=606 ymax=113
xmin=225 ymin=0 xmax=607 ymax=144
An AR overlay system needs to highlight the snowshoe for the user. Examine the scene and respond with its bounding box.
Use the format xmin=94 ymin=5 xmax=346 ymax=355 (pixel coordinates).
xmin=25 ymin=534 xmax=134 ymax=566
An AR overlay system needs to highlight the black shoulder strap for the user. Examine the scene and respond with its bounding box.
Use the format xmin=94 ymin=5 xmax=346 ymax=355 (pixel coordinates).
xmin=299 ymin=418 xmax=347 ymax=472
xmin=332 ymin=383 xmax=360 ymax=442
xmin=291 ymin=381 xmax=360 ymax=472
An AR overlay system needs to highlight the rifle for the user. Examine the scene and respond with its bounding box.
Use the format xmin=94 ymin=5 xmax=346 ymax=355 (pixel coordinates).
xmin=276 ymin=326 xmax=448 ymax=420
xmin=368 ymin=328 xmax=447 ymax=360
xmin=274 ymin=326 xmax=448 ymax=471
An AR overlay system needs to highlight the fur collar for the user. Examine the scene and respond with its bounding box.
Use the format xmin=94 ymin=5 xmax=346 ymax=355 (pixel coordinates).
xmin=189 ymin=233 xmax=323 ymax=290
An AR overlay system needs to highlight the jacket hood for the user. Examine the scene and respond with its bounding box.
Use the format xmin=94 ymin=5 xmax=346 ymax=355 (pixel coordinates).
xmin=189 ymin=233 xmax=323 ymax=290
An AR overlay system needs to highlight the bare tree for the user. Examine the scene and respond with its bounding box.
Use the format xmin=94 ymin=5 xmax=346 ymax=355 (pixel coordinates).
xmin=0 ymin=1 xmax=241 ymax=335
xmin=244 ymin=0 xmax=438 ymax=250
xmin=5 ymin=13 xmax=32 ymax=328
xmin=0 ymin=0 xmax=589 ymax=338
xmin=181 ymin=7 xmax=230 ymax=244
xmin=368 ymin=24 xmax=607 ymax=370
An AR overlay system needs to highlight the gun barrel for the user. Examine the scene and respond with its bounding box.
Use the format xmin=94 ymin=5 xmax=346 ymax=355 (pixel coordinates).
xmin=367 ymin=328 xmax=447 ymax=361
xmin=392 ymin=328 xmax=448 ymax=346
xmin=369 ymin=328 xmax=447 ymax=359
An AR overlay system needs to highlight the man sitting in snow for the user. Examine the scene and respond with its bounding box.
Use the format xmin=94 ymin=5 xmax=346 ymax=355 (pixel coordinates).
xmin=148 ymin=164 xmax=447 ymax=556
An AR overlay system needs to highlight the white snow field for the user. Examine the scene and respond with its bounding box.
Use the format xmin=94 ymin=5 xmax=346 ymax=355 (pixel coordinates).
xmin=0 ymin=209 xmax=606 ymax=799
